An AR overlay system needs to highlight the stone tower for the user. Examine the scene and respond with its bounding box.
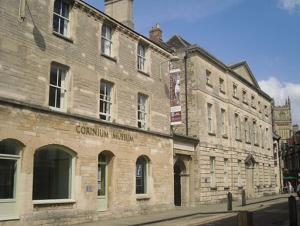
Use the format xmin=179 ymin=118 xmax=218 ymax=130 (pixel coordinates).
xmin=104 ymin=0 xmax=134 ymax=29
xmin=273 ymin=98 xmax=293 ymax=143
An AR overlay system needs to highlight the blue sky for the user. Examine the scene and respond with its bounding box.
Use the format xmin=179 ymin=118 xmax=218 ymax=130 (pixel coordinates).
xmin=85 ymin=0 xmax=300 ymax=125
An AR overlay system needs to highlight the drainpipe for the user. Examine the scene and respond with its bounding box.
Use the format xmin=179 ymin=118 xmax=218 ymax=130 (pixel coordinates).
xmin=184 ymin=50 xmax=189 ymax=136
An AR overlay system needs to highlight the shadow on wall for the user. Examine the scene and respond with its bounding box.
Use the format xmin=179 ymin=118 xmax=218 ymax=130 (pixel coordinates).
xmin=33 ymin=26 xmax=46 ymax=51
xmin=25 ymin=0 xmax=46 ymax=51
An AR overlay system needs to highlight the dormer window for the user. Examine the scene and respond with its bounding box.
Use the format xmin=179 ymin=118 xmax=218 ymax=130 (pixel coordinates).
xmin=101 ymin=24 xmax=113 ymax=56
xmin=53 ymin=0 xmax=70 ymax=37
xmin=137 ymin=44 xmax=146 ymax=72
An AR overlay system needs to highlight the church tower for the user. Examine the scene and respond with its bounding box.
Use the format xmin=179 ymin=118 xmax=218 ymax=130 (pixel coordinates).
xmin=273 ymin=97 xmax=293 ymax=143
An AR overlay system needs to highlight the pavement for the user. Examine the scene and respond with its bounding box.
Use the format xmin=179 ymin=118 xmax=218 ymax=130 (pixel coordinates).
xmin=75 ymin=194 xmax=292 ymax=226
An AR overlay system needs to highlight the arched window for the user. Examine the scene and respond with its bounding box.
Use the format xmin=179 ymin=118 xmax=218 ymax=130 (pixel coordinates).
xmin=53 ymin=0 xmax=70 ymax=37
xmin=33 ymin=145 xmax=74 ymax=200
xmin=0 ymin=140 xmax=21 ymax=199
xmin=136 ymin=156 xmax=149 ymax=194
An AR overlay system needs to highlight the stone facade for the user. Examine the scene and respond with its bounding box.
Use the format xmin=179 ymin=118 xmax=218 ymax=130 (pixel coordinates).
xmin=168 ymin=36 xmax=276 ymax=205
xmin=0 ymin=0 xmax=174 ymax=225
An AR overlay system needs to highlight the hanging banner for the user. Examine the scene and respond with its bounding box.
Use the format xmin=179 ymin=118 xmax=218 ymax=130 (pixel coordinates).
xmin=170 ymin=69 xmax=182 ymax=125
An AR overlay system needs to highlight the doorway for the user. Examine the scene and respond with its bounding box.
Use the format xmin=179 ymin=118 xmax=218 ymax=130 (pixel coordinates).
xmin=174 ymin=159 xmax=186 ymax=206
xmin=97 ymin=151 xmax=114 ymax=211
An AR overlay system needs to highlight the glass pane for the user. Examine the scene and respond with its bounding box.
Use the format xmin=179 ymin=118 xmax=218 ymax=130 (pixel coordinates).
xmin=53 ymin=15 xmax=60 ymax=33
xmin=33 ymin=148 xmax=71 ymax=200
xmin=62 ymin=2 xmax=69 ymax=18
xmin=59 ymin=18 xmax=65 ymax=35
xmin=0 ymin=159 xmax=16 ymax=199
xmin=0 ymin=140 xmax=19 ymax=155
xmin=56 ymin=88 xmax=61 ymax=108
xmin=98 ymin=164 xmax=106 ymax=196
xmin=63 ymin=19 xmax=68 ymax=36
xmin=54 ymin=0 xmax=61 ymax=14
xmin=50 ymin=66 xmax=58 ymax=85
xmin=136 ymin=157 xmax=146 ymax=194
xmin=49 ymin=86 xmax=56 ymax=107
xmin=57 ymin=69 xmax=62 ymax=87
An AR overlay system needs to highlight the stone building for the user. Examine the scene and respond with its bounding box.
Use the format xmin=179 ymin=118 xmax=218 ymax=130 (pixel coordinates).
xmin=0 ymin=0 xmax=176 ymax=225
xmin=166 ymin=36 xmax=276 ymax=205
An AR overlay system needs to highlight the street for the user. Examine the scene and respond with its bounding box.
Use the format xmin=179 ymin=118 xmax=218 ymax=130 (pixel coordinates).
xmin=200 ymin=201 xmax=292 ymax=226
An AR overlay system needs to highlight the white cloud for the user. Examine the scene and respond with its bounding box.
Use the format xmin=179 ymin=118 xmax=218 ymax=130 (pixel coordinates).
xmin=278 ymin=0 xmax=300 ymax=12
xmin=259 ymin=77 xmax=300 ymax=125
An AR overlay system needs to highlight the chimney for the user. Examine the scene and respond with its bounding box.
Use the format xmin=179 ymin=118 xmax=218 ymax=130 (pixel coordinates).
xmin=104 ymin=0 xmax=134 ymax=29
xmin=149 ymin=24 xmax=162 ymax=43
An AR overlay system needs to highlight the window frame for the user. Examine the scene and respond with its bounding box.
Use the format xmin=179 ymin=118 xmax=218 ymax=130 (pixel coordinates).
xmin=221 ymin=108 xmax=227 ymax=136
xmin=235 ymin=113 xmax=241 ymax=140
xmin=32 ymin=146 xmax=76 ymax=204
xmin=207 ymin=103 xmax=213 ymax=134
xmin=219 ymin=78 xmax=225 ymax=93
xmin=237 ymin=160 xmax=242 ymax=187
xmin=136 ymin=156 xmax=149 ymax=195
xmin=206 ymin=70 xmax=212 ymax=87
xmin=210 ymin=157 xmax=216 ymax=188
xmin=52 ymin=0 xmax=70 ymax=37
xmin=233 ymin=84 xmax=238 ymax=98
xmin=99 ymin=80 xmax=113 ymax=121
xmin=224 ymin=158 xmax=229 ymax=188
xmin=101 ymin=24 xmax=113 ymax=57
xmin=137 ymin=93 xmax=148 ymax=130
xmin=48 ymin=63 xmax=68 ymax=112
xmin=137 ymin=43 xmax=147 ymax=72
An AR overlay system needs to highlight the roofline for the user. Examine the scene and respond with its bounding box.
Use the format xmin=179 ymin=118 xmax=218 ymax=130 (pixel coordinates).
xmin=186 ymin=46 xmax=272 ymax=102
xmin=76 ymin=0 xmax=173 ymax=55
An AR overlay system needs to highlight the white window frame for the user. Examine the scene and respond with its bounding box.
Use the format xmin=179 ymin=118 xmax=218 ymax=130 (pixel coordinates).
xmin=99 ymin=81 xmax=113 ymax=121
xmin=137 ymin=44 xmax=146 ymax=72
xmin=101 ymin=24 xmax=113 ymax=56
xmin=49 ymin=64 xmax=68 ymax=111
xmin=207 ymin=103 xmax=213 ymax=133
xmin=137 ymin=93 xmax=148 ymax=129
xmin=53 ymin=0 xmax=70 ymax=37
xmin=210 ymin=157 xmax=216 ymax=188
xmin=32 ymin=146 xmax=75 ymax=204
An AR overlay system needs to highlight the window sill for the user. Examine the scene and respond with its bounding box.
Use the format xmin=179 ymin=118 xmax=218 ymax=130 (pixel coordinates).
xmin=233 ymin=96 xmax=239 ymax=100
xmin=49 ymin=106 xmax=67 ymax=113
xmin=52 ymin=31 xmax=74 ymax=43
xmin=222 ymin=134 xmax=228 ymax=139
xmin=208 ymin=132 xmax=216 ymax=136
xmin=210 ymin=187 xmax=217 ymax=191
xmin=33 ymin=199 xmax=76 ymax=205
xmin=137 ymin=69 xmax=150 ymax=77
xmin=243 ymin=101 xmax=248 ymax=105
xmin=0 ymin=199 xmax=16 ymax=203
xmin=206 ymin=83 xmax=213 ymax=88
xmin=101 ymin=53 xmax=117 ymax=63
xmin=136 ymin=194 xmax=151 ymax=200
xmin=0 ymin=216 xmax=19 ymax=221
xmin=245 ymin=141 xmax=251 ymax=144
xmin=235 ymin=138 xmax=242 ymax=142
xmin=254 ymin=143 xmax=259 ymax=147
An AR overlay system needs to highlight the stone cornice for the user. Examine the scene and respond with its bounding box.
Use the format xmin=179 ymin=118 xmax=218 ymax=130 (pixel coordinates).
xmin=73 ymin=0 xmax=172 ymax=58
xmin=0 ymin=97 xmax=172 ymax=140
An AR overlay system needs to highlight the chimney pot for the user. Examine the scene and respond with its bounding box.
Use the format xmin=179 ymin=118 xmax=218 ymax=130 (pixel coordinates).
xmin=149 ymin=23 xmax=163 ymax=43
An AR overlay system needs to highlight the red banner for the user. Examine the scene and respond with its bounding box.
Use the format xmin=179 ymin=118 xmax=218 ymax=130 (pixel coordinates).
xmin=170 ymin=69 xmax=182 ymax=125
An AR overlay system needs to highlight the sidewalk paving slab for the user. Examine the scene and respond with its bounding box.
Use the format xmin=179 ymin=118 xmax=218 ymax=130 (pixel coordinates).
xmin=74 ymin=194 xmax=292 ymax=226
